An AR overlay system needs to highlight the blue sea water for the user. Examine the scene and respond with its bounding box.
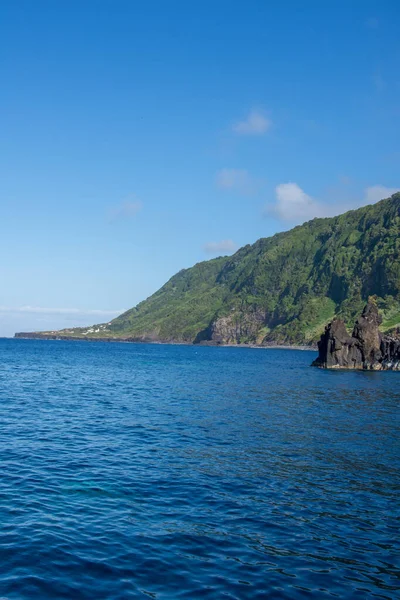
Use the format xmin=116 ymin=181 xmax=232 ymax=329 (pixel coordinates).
xmin=0 ymin=339 xmax=399 ymax=600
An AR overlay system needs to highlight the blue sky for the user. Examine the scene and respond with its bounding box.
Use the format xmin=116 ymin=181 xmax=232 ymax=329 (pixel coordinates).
xmin=1 ymin=0 xmax=399 ymax=336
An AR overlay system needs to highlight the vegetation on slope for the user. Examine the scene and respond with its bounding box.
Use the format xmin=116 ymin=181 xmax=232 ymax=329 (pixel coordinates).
xmin=24 ymin=193 xmax=400 ymax=345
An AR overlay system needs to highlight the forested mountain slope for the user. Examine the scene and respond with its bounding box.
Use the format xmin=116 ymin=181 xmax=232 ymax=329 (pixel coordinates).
xmin=17 ymin=193 xmax=400 ymax=345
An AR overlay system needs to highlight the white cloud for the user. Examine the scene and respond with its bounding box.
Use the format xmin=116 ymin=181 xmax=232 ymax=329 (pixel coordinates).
xmin=203 ymin=240 xmax=238 ymax=255
xmin=109 ymin=196 xmax=142 ymax=221
xmin=268 ymin=183 xmax=399 ymax=224
xmin=273 ymin=183 xmax=325 ymax=222
xmin=216 ymin=168 xmax=258 ymax=194
xmin=232 ymin=109 xmax=271 ymax=135
xmin=0 ymin=306 xmax=124 ymax=317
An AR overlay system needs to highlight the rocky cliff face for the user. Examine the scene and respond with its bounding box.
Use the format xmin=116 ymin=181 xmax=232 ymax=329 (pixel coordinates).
xmin=200 ymin=308 xmax=266 ymax=345
xmin=312 ymin=302 xmax=400 ymax=370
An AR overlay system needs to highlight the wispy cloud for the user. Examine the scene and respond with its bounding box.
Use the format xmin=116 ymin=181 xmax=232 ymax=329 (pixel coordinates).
xmin=203 ymin=240 xmax=238 ymax=255
xmin=365 ymin=17 xmax=379 ymax=29
xmin=363 ymin=185 xmax=398 ymax=204
xmin=232 ymin=109 xmax=271 ymax=135
xmin=109 ymin=195 xmax=143 ymax=221
xmin=216 ymin=168 xmax=260 ymax=194
xmin=372 ymin=72 xmax=386 ymax=92
xmin=267 ymin=183 xmax=399 ymax=224
xmin=0 ymin=306 xmax=124 ymax=317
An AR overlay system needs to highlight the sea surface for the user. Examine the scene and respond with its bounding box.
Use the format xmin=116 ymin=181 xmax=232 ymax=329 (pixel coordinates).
xmin=0 ymin=339 xmax=399 ymax=599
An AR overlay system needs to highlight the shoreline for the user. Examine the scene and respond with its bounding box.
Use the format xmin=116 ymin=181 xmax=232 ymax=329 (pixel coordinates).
xmin=12 ymin=333 xmax=316 ymax=351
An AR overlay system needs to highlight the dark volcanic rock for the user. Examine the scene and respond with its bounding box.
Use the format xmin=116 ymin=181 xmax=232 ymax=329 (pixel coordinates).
xmin=312 ymin=301 xmax=400 ymax=370
xmin=351 ymin=302 xmax=382 ymax=367
xmin=380 ymin=332 xmax=400 ymax=369
xmin=313 ymin=319 xmax=362 ymax=369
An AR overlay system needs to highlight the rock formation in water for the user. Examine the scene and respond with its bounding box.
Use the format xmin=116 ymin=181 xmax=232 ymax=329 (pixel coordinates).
xmin=312 ymin=301 xmax=400 ymax=370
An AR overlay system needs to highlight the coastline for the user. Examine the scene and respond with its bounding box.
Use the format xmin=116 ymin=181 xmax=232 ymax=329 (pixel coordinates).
xmin=13 ymin=333 xmax=316 ymax=351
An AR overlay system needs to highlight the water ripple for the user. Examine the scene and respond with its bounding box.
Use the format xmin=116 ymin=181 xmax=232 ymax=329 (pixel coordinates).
xmin=0 ymin=339 xmax=399 ymax=599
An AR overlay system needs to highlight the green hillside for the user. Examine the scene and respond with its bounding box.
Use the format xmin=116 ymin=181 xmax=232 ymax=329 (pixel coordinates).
xmin=20 ymin=193 xmax=400 ymax=345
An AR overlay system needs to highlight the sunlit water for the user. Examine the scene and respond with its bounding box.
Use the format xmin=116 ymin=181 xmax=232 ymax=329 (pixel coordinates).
xmin=0 ymin=339 xmax=399 ymax=599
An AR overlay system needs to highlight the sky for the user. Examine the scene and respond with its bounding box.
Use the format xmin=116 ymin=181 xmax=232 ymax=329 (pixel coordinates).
xmin=1 ymin=0 xmax=399 ymax=336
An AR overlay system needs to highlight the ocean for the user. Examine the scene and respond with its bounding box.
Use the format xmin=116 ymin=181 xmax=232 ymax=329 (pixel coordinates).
xmin=0 ymin=339 xmax=398 ymax=599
